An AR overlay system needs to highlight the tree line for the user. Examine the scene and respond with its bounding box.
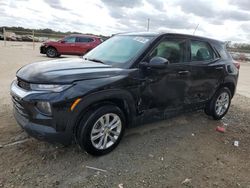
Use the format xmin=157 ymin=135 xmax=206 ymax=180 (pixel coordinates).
xmin=0 ymin=26 xmax=109 ymax=40
xmin=225 ymin=41 xmax=250 ymax=52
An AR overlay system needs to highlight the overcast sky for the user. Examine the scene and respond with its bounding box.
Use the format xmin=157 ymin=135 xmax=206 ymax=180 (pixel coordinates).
xmin=0 ymin=0 xmax=250 ymax=42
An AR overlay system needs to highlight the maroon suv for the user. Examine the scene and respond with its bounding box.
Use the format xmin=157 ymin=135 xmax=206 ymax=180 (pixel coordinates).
xmin=40 ymin=34 xmax=102 ymax=57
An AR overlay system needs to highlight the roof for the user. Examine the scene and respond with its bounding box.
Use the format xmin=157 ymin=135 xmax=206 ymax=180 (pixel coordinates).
xmin=117 ymin=31 xmax=223 ymax=44
xmin=67 ymin=34 xmax=101 ymax=38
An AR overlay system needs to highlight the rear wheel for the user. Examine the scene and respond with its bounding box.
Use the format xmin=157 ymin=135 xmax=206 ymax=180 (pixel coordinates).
xmin=76 ymin=104 xmax=125 ymax=156
xmin=204 ymin=87 xmax=231 ymax=120
xmin=46 ymin=47 xmax=58 ymax=58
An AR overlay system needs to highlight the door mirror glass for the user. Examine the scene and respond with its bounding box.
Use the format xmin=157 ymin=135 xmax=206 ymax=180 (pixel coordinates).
xmin=140 ymin=57 xmax=169 ymax=69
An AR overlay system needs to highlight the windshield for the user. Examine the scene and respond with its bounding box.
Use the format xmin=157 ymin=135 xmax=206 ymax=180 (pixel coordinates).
xmin=84 ymin=35 xmax=154 ymax=67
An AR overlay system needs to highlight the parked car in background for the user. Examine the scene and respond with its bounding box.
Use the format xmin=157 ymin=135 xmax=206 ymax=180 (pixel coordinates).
xmin=11 ymin=32 xmax=239 ymax=156
xmin=0 ymin=33 xmax=4 ymax=40
xmin=6 ymin=35 xmax=16 ymax=41
xmin=21 ymin=35 xmax=39 ymax=42
xmin=40 ymin=34 xmax=103 ymax=57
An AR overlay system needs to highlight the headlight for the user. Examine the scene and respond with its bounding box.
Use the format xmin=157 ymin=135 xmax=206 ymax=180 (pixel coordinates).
xmin=30 ymin=84 xmax=71 ymax=92
xmin=36 ymin=102 xmax=52 ymax=116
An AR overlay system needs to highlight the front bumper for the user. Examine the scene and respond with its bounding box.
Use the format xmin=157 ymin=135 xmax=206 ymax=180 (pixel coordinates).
xmin=40 ymin=45 xmax=47 ymax=54
xmin=13 ymin=108 xmax=70 ymax=144
xmin=10 ymin=81 xmax=72 ymax=145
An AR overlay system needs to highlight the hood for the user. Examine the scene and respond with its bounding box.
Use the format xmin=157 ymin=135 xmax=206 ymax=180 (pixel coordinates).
xmin=17 ymin=58 xmax=124 ymax=84
xmin=44 ymin=41 xmax=60 ymax=45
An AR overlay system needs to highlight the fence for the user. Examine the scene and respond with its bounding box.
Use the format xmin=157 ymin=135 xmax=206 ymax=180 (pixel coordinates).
xmin=0 ymin=28 xmax=66 ymax=49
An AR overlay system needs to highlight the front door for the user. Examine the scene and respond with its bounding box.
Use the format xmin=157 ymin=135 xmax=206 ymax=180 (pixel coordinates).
xmin=139 ymin=37 xmax=191 ymax=111
xmin=58 ymin=36 xmax=77 ymax=54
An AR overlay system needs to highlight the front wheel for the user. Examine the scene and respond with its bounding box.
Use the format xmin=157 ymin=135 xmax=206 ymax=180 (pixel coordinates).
xmin=46 ymin=47 xmax=58 ymax=58
xmin=76 ymin=105 xmax=125 ymax=156
xmin=205 ymin=87 xmax=231 ymax=120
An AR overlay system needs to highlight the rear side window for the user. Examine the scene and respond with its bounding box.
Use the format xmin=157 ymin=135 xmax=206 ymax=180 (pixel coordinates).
xmin=149 ymin=38 xmax=187 ymax=64
xmin=77 ymin=37 xmax=94 ymax=43
xmin=191 ymin=40 xmax=216 ymax=61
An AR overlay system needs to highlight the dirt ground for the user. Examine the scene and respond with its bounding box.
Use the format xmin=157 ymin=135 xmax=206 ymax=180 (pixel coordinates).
xmin=0 ymin=42 xmax=250 ymax=188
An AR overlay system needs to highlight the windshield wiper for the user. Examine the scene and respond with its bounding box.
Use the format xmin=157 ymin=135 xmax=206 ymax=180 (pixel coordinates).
xmin=84 ymin=58 xmax=105 ymax=64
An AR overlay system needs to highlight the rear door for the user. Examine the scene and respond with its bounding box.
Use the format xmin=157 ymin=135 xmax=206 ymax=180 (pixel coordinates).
xmin=187 ymin=39 xmax=224 ymax=103
xmin=75 ymin=37 xmax=94 ymax=54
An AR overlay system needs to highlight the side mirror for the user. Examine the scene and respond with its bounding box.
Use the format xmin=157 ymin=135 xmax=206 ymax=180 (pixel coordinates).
xmin=140 ymin=57 xmax=169 ymax=69
xmin=60 ymin=40 xmax=65 ymax=43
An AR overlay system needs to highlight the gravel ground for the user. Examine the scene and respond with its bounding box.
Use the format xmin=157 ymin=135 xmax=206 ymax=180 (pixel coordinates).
xmin=0 ymin=42 xmax=250 ymax=188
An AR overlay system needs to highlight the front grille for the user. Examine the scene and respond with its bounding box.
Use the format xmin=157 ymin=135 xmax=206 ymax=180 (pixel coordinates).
xmin=17 ymin=79 xmax=30 ymax=90
xmin=12 ymin=96 xmax=28 ymax=117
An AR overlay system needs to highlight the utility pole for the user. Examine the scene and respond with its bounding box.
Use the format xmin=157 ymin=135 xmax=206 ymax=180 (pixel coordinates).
xmin=3 ymin=27 xmax=6 ymax=47
xmin=32 ymin=30 xmax=35 ymax=50
xmin=193 ymin=24 xmax=199 ymax=35
xmin=147 ymin=18 xmax=150 ymax=31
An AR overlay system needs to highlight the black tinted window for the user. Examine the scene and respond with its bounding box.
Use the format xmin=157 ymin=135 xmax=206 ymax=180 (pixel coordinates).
xmin=149 ymin=38 xmax=187 ymax=64
xmin=77 ymin=37 xmax=94 ymax=43
xmin=191 ymin=40 xmax=216 ymax=61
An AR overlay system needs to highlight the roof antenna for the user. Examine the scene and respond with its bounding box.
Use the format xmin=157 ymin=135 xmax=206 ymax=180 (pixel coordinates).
xmin=147 ymin=18 xmax=150 ymax=31
xmin=193 ymin=24 xmax=199 ymax=35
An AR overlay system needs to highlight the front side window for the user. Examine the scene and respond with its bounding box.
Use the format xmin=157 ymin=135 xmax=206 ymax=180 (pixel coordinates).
xmin=149 ymin=38 xmax=187 ymax=64
xmin=64 ymin=36 xmax=76 ymax=43
xmin=191 ymin=40 xmax=216 ymax=61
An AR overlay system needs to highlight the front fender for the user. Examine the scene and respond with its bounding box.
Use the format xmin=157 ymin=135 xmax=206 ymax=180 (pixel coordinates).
xmin=66 ymin=89 xmax=137 ymax=134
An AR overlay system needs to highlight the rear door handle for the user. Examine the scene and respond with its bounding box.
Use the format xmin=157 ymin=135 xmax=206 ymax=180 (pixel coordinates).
xmin=178 ymin=70 xmax=190 ymax=75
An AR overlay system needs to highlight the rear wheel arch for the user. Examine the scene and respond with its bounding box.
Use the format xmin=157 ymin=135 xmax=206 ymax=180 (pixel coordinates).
xmin=219 ymin=82 xmax=235 ymax=97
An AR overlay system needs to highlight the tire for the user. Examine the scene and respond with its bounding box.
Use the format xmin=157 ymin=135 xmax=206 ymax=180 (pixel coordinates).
xmin=46 ymin=47 xmax=58 ymax=58
xmin=76 ymin=104 xmax=126 ymax=156
xmin=205 ymin=87 xmax=231 ymax=120
xmin=204 ymin=103 xmax=211 ymax=116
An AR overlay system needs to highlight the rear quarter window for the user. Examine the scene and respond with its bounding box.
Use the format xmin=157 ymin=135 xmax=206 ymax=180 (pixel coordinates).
xmin=216 ymin=43 xmax=232 ymax=60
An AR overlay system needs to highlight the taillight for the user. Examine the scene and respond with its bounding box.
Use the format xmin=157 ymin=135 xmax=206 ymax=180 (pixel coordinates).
xmin=233 ymin=61 xmax=240 ymax=69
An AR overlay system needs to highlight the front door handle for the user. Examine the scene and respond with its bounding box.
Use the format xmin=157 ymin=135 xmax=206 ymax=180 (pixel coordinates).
xmin=178 ymin=70 xmax=190 ymax=75
xmin=215 ymin=66 xmax=223 ymax=70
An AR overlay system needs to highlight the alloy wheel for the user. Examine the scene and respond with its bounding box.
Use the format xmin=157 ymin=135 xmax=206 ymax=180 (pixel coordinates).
xmin=215 ymin=92 xmax=230 ymax=116
xmin=90 ymin=113 xmax=122 ymax=150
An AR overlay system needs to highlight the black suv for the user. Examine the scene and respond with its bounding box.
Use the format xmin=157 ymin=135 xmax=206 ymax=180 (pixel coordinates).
xmin=10 ymin=32 xmax=239 ymax=156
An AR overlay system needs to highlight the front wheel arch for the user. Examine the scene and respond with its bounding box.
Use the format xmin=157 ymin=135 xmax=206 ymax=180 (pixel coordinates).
xmin=69 ymin=90 xmax=137 ymax=137
xmin=73 ymin=99 xmax=130 ymax=139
